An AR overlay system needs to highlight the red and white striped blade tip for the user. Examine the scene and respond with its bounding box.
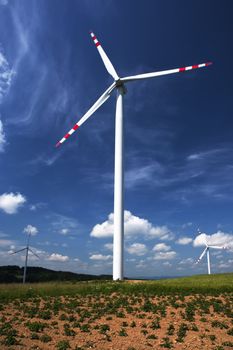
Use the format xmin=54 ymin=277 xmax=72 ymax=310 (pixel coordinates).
xmin=90 ymin=31 xmax=100 ymax=46
xmin=55 ymin=142 xmax=61 ymax=148
xmin=179 ymin=62 xmax=213 ymax=72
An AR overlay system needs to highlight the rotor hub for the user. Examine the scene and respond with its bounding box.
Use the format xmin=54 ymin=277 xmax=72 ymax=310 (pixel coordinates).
xmin=115 ymin=79 xmax=127 ymax=94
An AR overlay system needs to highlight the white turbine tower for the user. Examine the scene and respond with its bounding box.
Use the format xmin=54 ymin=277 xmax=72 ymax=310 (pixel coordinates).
xmin=56 ymin=31 xmax=212 ymax=280
xmin=195 ymin=231 xmax=226 ymax=275
xmin=10 ymin=225 xmax=39 ymax=284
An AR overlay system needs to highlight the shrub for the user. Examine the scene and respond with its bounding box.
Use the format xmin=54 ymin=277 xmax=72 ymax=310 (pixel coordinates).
xmin=64 ymin=324 xmax=76 ymax=336
xmin=191 ymin=323 xmax=199 ymax=331
xmin=130 ymin=321 xmax=136 ymax=327
xmin=56 ymin=340 xmax=71 ymax=350
xmin=80 ymin=324 xmax=90 ymax=333
xmin=38 ymin=310 xmax=52 ymax=320
xmin=40 ymin=334 xmax=52 ymax=343
xmin=167 ymin=324 xmax=175 ymax=335
xmin=26 ymin=321 xmax=47 ymax=332
xmin=31 ymin=332 xmax=39 ymax=339
xmin=211 ymin=320 xmax=229 ymax=329
xmin=119 ymin=328 xmax=128 ymax=336
xmin=150 ymin=318 xmax=160 ymax=330
xmin=176 ymin=323 xmax=188 ymax=343
xmin=3 ymin=334 xmax=18 ymax=346
xmin=99 ymin=324 xmax=110 ymax=334
xmin=160 ymin=337 xmax=173 ymax=348
xmin=147 ymin=334 xmax=158 ymax=339
xmin=222 ymin=341 xmax=233 ymax=347
xmin=209 ymin=334 xmax=216 ymax=342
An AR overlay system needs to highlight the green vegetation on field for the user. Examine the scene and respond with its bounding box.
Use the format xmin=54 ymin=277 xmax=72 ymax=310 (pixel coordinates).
xmin=0 ymin=274 xmax=232 ymax=349
xmin=0 ymin=273 xmax=232 ymax=302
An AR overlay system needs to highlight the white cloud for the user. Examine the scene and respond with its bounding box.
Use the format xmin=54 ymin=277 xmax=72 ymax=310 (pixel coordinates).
xmin=153 ymin=243 xmax=171 ymax=252
xmin=176 ymin=237 xmax=193 ymax=245
xmin=0 ymin=192 xmax=26 ymax=214
xmin=187 ymin=149 xmax=222 ymax=162
xmin=0 ymin=0 xmax=8 ymax=5
xmin=0 ymin=239 xmax=14 ymax=247
xmin=0 ymin=120 xmax=6 ymax=152
xmin=136 ymin=259 xmax=147 ymax=269
xmin=0 ymin=50 xmax=15 ymax=102
xmin=163 ymin=262 xmax=172 ymax=267
xmin=29 ymin=202 xmax=46 ymax=211
xmin=48 ymin=253 xmax=69 ymax=262
xmin=60 ymin=228 xmax=69 ymax=235
xmin=50 ymin=213 xmax=79 ymax=234
xmin=182 ymin=222 xmax=193 ymax=229
xmin=187 ymin=154 xmax=201 ymax=161
xmin=193 ymin=231 xmax=233 ymax=248
xmin=104 ymin=243 xmax=113 ymax=251
xmin=154 ymin=251 xmax=177 ymax=260
xmin=219 ymin=263 xmax=231 ymax=269
xmin=23 ymin=224 xmax=38 ymax=236
xmin=127 ymin=243 xmax=148 ymax=256
xmin=89 ymin=254 xmax=112 ymax=261
xmin=149 ymin=226 xmax=174 ymax=240
xmin=90 ymin=210 xmax=174 ymax=240
xmin=179 ymin=257 xmax=194 ymax=265
xmin=0 ymin=231 xmax=8 ymax=238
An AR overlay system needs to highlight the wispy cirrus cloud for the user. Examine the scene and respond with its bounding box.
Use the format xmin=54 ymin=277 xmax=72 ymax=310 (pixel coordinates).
xmin=0 ymin=48 xmax=15 ymax=151
xmin=48 ymin=212 xmax=81 ymax=236
xmin=0 ymin=50 xmax=15 ymax=102
xmin=125 ymin=163 xmax=162 ymax=189
xmin=0 ymin=0 xmax=8 ymax=5
xmin=0 ymin=119 xmax=6 ymax=152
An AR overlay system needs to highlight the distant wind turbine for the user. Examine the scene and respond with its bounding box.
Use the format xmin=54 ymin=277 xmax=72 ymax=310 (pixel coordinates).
xmin=10 ymin=226 xmax=39 ymax=284
xmin=195 ymin=230 xmax=226 ymax=275
xmin=56 ymin=31 xmax=212 ymax=280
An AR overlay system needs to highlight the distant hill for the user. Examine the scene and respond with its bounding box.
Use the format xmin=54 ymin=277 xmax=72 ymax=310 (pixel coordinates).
xmin=0 ymin=265 xmax=112 ymax=283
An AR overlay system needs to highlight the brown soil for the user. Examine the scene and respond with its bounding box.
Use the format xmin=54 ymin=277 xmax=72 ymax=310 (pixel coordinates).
xmin=0 ymin=293 xmax=232 ymax=350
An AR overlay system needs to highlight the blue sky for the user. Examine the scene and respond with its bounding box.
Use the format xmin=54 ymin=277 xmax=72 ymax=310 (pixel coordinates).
xmin=0 ymin=0 xmax=232 ymax=277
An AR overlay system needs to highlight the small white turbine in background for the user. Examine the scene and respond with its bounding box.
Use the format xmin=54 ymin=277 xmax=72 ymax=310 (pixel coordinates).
xmin=195 ymin=230 xmax=226 ymax=275
xmin=10 ymin=225 xmax=39 ymax=284
xmin=56 ymin=31 xmax=212 ymax=280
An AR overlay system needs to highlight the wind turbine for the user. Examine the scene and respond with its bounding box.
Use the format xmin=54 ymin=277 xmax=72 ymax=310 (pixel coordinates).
xmin=56 ymin=31 xmax=212 ymax=280
xmin=195 ymin=231 xmax=226 ymax=275
xmin=10 ymin=227 xmax=39 ymax=284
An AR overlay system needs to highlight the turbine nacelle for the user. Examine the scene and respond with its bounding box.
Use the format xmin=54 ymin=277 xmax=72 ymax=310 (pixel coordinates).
xmin=115 ymin=79 xmax=127 ymax=94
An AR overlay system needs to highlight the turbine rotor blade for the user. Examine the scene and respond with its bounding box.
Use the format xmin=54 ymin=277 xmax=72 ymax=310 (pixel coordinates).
xmin=121 ymin=62 xmax=212 ymax=83
xmin=56 ymin=82 xmax=116 ymax=147
xmin=90 ymin=31 xmax=119 ymax=81
xmin=10 ymin=248 xmax=27 ymax=255
xmin=196 ymin=247 xmax=208 ymax=264
xmin=209 ymin=245 xmax=225 ymax=249
xmin=29 ymin=248 xmax=40 ymax=259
